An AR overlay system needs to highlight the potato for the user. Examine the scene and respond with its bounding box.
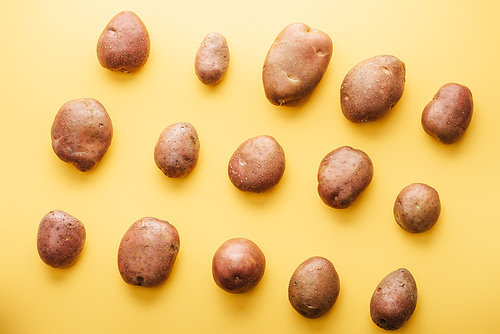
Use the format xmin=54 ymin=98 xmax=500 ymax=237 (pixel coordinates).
xmin=154 ymin=122 xmax=200 ymax=178
xmin=37 ymin=210 xmax=86 ymax=269
xmin=97 ymin=11 xmax=150 ymax=73
xmin=317 ymin=146 xmax=373 ymax=209
xmin=262 ymin=22 xmax=333 ymax=107
xmin=340 ymin=55 xmax=406 ymax=122
xmin=228 ymin=135 xmax=285 ymax=193
xmin=51 ymin=98 xmax=113 ymax=172
xmin=195 ymin=32 xmax=230 ymax=86
xmin=212 ymin=238 xmax=266 ymax=294
xmin=394 ymin=183 xmax=441 ymax=233
xmin=421 ymin=83 xmax=473 ymax=144
xmin=288 ymin=256 xmax=340 ymax=319
xmin=370 ymin=268 xmax=418 ymax=330
xmin=117 ymin=217 xmax=180 ymax=288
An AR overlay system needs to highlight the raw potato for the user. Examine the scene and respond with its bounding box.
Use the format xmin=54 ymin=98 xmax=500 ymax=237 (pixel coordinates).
xmin=421 ymin=83 xmax=473 ymax=144
xmin=117 ymin=217 xmax=180 ymax=288
xmin=195 ymin=32 xmax=230 ymax=85
xmin=262 ymin=22 xmax=333 ymax=107
xmin=340 ymin=55 xmax=406 ymax=122
xmin=154 ymin=122 xmax=200 ymax=178
xmin=51 ymin=98 xmax=113 ymax=172
xmin=370 ymin=268 xmax=418 ymax=330
xmin=317 ymin=146 xmax=373 ymax=209
xmin=288 ymin=256 xmax=340 ymax=319
xmin=97 ymin=11 xmax=150 ymax=73
xmin=37 ymin=210 xmax=86 ymax=269
xmin=212 ymin=238 xmax=266 ymax=294
xmin=228 ymin=135 xmax=285 ymax=193
xmin=394 ymin=183 xmax=441 ymax=233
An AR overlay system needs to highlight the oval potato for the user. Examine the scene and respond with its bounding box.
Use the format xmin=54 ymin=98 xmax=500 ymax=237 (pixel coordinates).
xmin=195 ymin=32 xmax=230 ymax=85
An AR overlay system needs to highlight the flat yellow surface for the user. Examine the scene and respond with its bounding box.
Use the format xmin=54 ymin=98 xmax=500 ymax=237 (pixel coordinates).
xmin=0 ymin=0 xmax=498 ymax=333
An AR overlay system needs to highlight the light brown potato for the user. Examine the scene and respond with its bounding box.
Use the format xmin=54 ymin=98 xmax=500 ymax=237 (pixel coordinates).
xmin=340 ymin=55 xmax=406 ymax=122
xmin=212 ymin=238 xmax=266 ymax=294
xmin=195 ymin=32 xmax=230 ymax=86
xmin=154 ymin=122 xmax=200 ymax=178
xmin=96 ymin=11 xmax=150 ymax=73
xmin=228 ymin=135 xmax=285 ymax=193
xmin=37 ymin=210 xmax=86 ymax=269
xmin=51 ymin=98 xmax=113 ymax=172
xmin=117 ymin=217 xmax=180 ymax=288
xmin=370 ymin=268 xmax=418 ymax=330
xmin=288 ymin=256 xmax=340 ymax=319
xmin=421 ymin=83 xmax=473 ymax=144
xmin=262 ymin=22 xmax=333 ymax=107
xmin=394 ymin=183 xmax=441 ymax=233
xmin=317 ymin=146 xmax=373 ymax=209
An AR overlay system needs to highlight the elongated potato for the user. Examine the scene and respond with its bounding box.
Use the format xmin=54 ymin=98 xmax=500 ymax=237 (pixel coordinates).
xmin=195 ymin=32 xmax=230 ymax=85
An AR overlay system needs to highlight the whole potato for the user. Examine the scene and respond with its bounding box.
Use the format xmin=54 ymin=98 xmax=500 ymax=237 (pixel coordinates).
xmin=370 ymin=268 xmax=418 ymax=330
xmin=154 ymin=122 xmax=200 ymax=178
xmin=212 ymin=238 xmax=266 ymax=294
xmin=118 ymin=217 xmax=180 ymax=288
xmin=288 ymin=256 xmax=340 ymax=319
xmin=228 ymin=135 xmax=285 ymax=193
xmin=317 ymin=146 xmax=373 ymax=209
xmin=421 ymin=83 xmax=473 ymax=144
xmin=340 ymin=55 xmax=406 ymax=122
xmin=96 ymin=11 xmax=150 ymax=73
xmin=51 ymin=98 xmax=113 ymax=172
xmin=262 ymin=22 xmax=333 ymax=107
xmin=195 ymin=32 xmax=230 ymax=86
xmin=394 ymin=183 xmax=441 ymax=233
xmin=37 ymin=210 xmax=86 ymax=269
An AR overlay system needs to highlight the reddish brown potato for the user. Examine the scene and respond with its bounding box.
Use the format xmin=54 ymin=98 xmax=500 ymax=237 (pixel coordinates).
xmin=195 ymin=32 xmax=230 ymax=85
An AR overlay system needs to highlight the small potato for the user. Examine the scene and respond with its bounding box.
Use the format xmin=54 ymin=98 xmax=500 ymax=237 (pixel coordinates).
xmin=117 ymin=217 xmax=180 ymax=288
xmin=288 ymin=256 xmax=340 ymax=319
xmin=394 ymin=183 xmax=441 ymax=233
xmin=212 ymin=238 xmax=266 ymax=294
xmin=154 ymin=122 xmax=200 ymax=178
xmin=51 ymin=98 xmax=113 ymax=172
xmin=37 ymin=210 xmax=86 ymax=269
xmin=262 ymin=22 xmax=333 ymax=107
xmin=370 ymin=268 xmax=418 ymax=330
xmin=421 ymin=83 xmax=473 ymax=144
xmin=340 ymin=55 xmax=406 ymax=122
xmin=195 ymin=32 xmax=230 ymax=86
xmin=97 ymin=11 xmax=150 ymax=73
xmin=317 ymin=146 xmax=373 ymax=209
xmin=228 ymin=135 xmax=285 ymax=193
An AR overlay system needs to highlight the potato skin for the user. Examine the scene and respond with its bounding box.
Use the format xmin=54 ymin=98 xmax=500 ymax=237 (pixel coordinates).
xmin=37 ymin=210 xmax=86 ymax=269
xmin=154 ymin=122 xmax=200 ymax=178
xmin=212 ymin=238 xmax=266 ymax=294
xmin=51 ymin=98 xmax=113 ymax=172
xmin=262 ymin=22 xmax=333 ymax=107
xmin=317 ymin=146 xmax=373 ymax=209
xmin=195 ymin=32 xmax=230 ymax=85
xmin=288 ymin=256 xmax=340 ymax=319
xmin=421 ymin=83 xmax=473 ymax=144
xmin=117 ymin=217 xmax=180 ymax=288
xmin=370 ymin=268 xmax=418 ymax=330
xmin=340 ymin=55 xmax=406 ymax=122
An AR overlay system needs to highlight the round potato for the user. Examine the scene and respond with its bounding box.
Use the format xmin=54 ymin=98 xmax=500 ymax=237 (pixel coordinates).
xmin=195 ymin=32 xmax=230 ymax=86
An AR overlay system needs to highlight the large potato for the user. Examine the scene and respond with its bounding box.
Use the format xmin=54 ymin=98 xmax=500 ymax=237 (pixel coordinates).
xmin=195 ymin=32 xmax=230 ymax=86
xmin=51 ymin=98 xmax=113 ymax=172
xmin=262 ymin=22 xmax=333 ymax=107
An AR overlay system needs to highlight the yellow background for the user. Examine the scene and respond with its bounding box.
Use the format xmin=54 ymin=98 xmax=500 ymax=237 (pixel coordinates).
xmin=0 ymin=0 xmax=498 ymax=333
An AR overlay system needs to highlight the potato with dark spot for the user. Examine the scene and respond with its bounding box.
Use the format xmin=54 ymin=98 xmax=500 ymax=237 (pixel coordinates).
xmin=288 ymin=256 xmax=340 ymax=319
xmin=340 ymin=55 xmax=406 ymax=122
xmin=370 ymin=268 xmax=418 ymax=330
xmin=421 ymin=83 xmax=473 ymax=144
xmin=228 ymin=135 xmax=285 ymax=193
xmin=195 ymin=32 xmax=230 ymax=85
xmin=51 ymin=98 xmax=113 ymax=172
xmin=317 ymin=146 xmax=373 ymax=209
xmin=37 ymin=210 xmax=86 ymax=269
xmin=262 ymin=22 xmax=333 ymax=107
xmin=118 ymin=217 xmax=180 ymax=288
xmin=154 ymin=122 xmax=200 ymax=178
